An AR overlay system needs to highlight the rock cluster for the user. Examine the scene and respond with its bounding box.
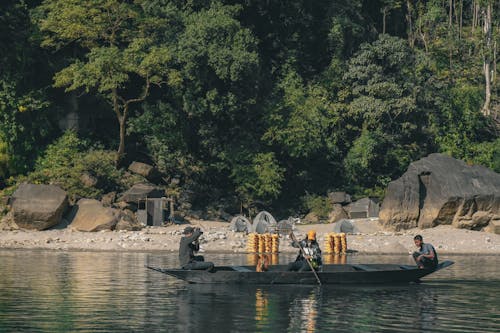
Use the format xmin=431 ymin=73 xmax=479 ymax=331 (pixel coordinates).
xmin=380 ymin=153 xmax=500 ymax=233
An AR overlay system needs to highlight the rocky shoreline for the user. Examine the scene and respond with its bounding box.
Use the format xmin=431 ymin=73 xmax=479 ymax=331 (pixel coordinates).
xmin=0 ymin=220 xmax=498 ymax=255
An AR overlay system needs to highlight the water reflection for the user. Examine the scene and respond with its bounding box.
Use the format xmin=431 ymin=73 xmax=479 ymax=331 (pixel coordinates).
xmin=0 ymin=251 xmax=498 ymax=333
xmin=322 ymin=254 xmax=347 ymax=265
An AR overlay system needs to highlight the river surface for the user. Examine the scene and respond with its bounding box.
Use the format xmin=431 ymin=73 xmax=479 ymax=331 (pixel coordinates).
xmin=0 ymin=250 xmax=498 ymax=332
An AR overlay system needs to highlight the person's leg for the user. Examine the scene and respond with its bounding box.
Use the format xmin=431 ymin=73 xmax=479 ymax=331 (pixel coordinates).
xmin=298 ymin=261 xmax=311 ymax=272
xmin=421 ymin=257 xmax=437 ymax=270
xmin=193 ymin=255 xmax=205 ymax=262
xmin=287 ymin=261 xmax=302 ymax=271
xmin=187 ymin=261 xmax=214 ymax=271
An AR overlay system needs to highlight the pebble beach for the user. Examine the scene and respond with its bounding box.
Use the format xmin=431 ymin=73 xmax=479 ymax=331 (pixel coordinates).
xmin=0 ymin=219 xmax=498 ymax=255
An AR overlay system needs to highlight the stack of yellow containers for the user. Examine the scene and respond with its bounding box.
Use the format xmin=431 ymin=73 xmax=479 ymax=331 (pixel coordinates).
xmin=339 ymin=232 xmax=347 ymax=253
xmin=271 ymin=234 xmax=279 ymax=253
xmin=258 ymin=234 xmax=266 ymax=253
xmin=247 ymin=233 xmax=280 ymax=254
xmin=246 ymin=233 xmax=259 ymax=253
xmin=334 ymin=233 xmax=342 ymax=254
xmin=324 ymin=232 xmax=334 ymax=254
xmin=265 ymin=234 xmax=273 ymax=253
xmin=323 ymin=232 xmax=348 ymax=254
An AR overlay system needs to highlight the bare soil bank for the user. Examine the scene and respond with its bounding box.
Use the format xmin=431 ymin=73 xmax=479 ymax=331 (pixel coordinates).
xmin=0 ymin=220 xmax=498 ymax=255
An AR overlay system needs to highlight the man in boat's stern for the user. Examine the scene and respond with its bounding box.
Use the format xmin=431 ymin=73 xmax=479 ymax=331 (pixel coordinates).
xmin=179 ymin=226 xmax=215 ymax=271
xmin=412 ymin=235 xmax=438 ymax=269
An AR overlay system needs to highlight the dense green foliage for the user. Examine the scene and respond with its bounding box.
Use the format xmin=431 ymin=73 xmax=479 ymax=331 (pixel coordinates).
xmin=28 ymin=131 xmax=126 ymax=200
xmin=1 ymin=0 xmax=499 ymax=215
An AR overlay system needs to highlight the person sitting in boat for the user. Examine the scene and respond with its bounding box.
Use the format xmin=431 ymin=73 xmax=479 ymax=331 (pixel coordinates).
xmin=287 ymin=230 xmax=322 ymax=272
xmin=179 ymin=226 xmax=215 ymax=271
xmin=412 ymin=235 xmax=438 ymax=269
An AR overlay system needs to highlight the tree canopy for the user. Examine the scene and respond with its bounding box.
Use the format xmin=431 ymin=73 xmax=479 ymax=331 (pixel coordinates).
xmin=1 ymin=0 xmax=499 ymax=216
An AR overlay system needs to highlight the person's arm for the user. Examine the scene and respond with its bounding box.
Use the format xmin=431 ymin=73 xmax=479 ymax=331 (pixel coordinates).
xmin=184 ymin=229 xmax=202 ymax=243
xmin=291 ymin=239 xmax=307 ymax=248
xmin=417 ymin=244 xmax=435 ymax=261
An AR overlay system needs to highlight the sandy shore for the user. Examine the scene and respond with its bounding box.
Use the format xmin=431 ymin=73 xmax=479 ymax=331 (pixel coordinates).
xmin=0 ymin=219 xmax=499 ymax=255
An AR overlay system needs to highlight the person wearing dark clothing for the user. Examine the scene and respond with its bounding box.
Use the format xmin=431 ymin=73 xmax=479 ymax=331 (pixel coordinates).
xmin=412 ymin=235 xmax=438 ymax=269
xmin=179 ymin=226 xmax=214 ymax=271
xmin=287 ymin=230 xmax=322 ymax=272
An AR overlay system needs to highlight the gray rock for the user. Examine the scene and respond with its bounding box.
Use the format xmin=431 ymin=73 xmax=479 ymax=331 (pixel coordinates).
xmin=101 ymin=192 xmax=116 ymax=207
xmin=118 ymin=183 xmax=164 ymax=203
xmin=304 ymin=211 xmax=320 ymax=224
xmin=347 ymin=198 xmax=379 ymax=219
xmin=80 ymin=172 xmax=98 ymax=187
xmin=128 ymin=162 xmax=161 ymax=182
xmin=332 ymin=219 xmax=354 ymax=233
xmin=328 ymin=191 xmax=351 ymax=204
xmin=11 ymin=183 xmax=68 ymax=230
xmin=485 ymin=219 xmax=500 ymax=234
xmin=328 ymin=204 xmax=348 ymax=223
xmin=115 ymin=211 xmax=143 ymax=231
xmin=380 ymin=153 xmax=500 ymax=230
xmin=332 ymin=219 xmax=382 ymax=234
xmin=69 ymin=199 xmax=120 ymax=232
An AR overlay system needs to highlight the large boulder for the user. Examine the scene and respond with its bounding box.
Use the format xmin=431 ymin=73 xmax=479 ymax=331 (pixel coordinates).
xmin=327 ymin=204 xmax=349 ymax=223
xmin=380 ymin=153 xmax=500 ymax=231
xmin=69 ymin=199 xmax=121 ymax=232
xmin=10 ymin=183 xmax=68 ymax=230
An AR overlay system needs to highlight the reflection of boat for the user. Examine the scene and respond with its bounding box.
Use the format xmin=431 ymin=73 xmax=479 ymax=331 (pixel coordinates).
xmin=146 ymin=261 xmax=454 ymax=285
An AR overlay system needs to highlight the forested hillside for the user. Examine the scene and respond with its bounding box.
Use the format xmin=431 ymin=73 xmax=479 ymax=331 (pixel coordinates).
xmin=1 ymin=0 xmax=499 ymax=216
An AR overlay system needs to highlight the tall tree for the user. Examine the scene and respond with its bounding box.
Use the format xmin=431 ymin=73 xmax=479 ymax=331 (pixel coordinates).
xmin=341 ymin=35 xmax=425 ymax=190
xmin=481 ymin=1 xmax=493 ymax=116
xmin=35 ymin=0 xmax=179 ymax=163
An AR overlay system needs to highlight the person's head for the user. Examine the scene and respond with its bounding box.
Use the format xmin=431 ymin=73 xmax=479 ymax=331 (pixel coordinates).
xmin=307 ymin=230 xmax=316 ymax=241
xmin=183 ymin=226 xmax=194 ymax=236
xmin=414 ymin=235 xmax=423 ymax=247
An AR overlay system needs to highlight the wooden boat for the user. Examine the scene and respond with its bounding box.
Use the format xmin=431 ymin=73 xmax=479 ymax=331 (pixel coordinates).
xmin=146 ymin=260 xmax=454 ymax=285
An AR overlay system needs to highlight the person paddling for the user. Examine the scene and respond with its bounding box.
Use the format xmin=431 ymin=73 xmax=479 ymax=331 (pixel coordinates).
xmin=287 ymin=230 xmax=322 ymax=272
xmin=179 ymin=226 xmax=215 ymax=271
xmin=412 ymin=235 xmax=438 ymax=269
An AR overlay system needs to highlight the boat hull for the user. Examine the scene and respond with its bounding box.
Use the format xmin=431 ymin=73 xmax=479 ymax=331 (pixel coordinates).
xmin=147 ymin=261 xmax=453 ymax=285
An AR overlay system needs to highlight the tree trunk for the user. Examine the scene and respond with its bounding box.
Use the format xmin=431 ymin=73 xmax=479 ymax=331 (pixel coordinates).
xmin=117 ymin=105 xmax=128 ymax=164
xmin=111 ymin=88 xmax=126 ymax=165
xmin=448 ymin=0 xmax=453 ymax=73
xmin=406 ymin=0 xmax=415 ymax=48
xmin=382 ymin=7 xmax=387 ymax=34
xmin=459 ymin=0 xmax=463 ymax=39
xmin=482 ymin=2 xmax=492 ymax=117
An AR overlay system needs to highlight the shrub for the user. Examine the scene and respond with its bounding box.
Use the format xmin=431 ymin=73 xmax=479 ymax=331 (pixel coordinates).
xmin=0 ymin=134 xmax=10 ymax=182
xmin=28 ymin=131 xmax=124 ymax=199
xmin=301 ymin=194 xmax=330 ymax=219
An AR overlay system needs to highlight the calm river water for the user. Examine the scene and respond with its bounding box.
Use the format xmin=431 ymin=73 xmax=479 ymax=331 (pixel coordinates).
xmin=0 ymin=250 xmax=498 ymax=332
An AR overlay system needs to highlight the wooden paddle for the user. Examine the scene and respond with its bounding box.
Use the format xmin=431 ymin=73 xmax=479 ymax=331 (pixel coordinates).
xmin=290 ymin=231 xmax=322 ymax=285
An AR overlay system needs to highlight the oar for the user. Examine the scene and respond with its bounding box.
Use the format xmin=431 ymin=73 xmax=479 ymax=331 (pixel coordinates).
xmin=290 ymin=231 xmax=322 ymax=285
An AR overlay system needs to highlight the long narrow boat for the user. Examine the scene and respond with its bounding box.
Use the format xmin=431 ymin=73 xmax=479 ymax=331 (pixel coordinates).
xmin=146 ymin=260 xmax=454 ymax=285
